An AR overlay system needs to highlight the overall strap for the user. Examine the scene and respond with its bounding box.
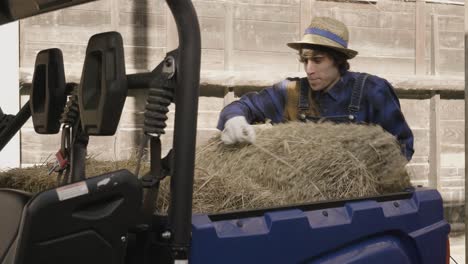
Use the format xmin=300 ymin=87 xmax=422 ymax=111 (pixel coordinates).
xmin=297 ymin=78 xmax=310 ymax=121
xmin=348 ymin=73 xmax=369 ymax=118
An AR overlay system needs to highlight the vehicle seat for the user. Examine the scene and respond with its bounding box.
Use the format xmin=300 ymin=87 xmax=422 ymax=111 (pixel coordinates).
xmin=0 ymin=169 xmax=142 ymax=264
xmin=0 ymin=189 xmax=31 ymax=262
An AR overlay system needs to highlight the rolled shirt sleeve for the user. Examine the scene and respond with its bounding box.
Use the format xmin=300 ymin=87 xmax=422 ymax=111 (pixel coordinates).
xmin=217 ymin=80 xmax=288 ymax=130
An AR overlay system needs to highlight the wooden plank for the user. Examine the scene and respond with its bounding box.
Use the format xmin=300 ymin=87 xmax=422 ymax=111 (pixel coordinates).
xmin=438 ymin=15 xmax=463 ymax=32
xmin=415 ymin=0 xmax=426 ymax=75
xmin=232 ymin=50 xmax=298 ymax=72
xmin=435 ymin=4 xmax=464 ymax=16
xmin=300 ymin=0 xmax=313 ymax=30
xmin=234 ymin=3 xmax=299 ymax=23
xmin=431 ymin=14 xmax=440 ymax=76
xmin=412 ymin=128 xmax=430 ymax=157
xmin=440 ymin=99 xmax=464 ymax=121
xmin=438 ymin=49 xmax=464 ymax=75
xmin=441 ymin=153 xmax=464 ymax=167
xmin=237 ymin=0 xmax=300 ymax=5
xmin=21 ymin=8 xmax=110 ymax=26
xmin=198 ymin=96 xmax=225 ymax=111
xmin=123 ymin=46 xmax=166 ymax=71
xmin=119 ymin=25 xmax=166 ymax=47
xmin=87 ymin=135 xmax=119 ymax=161
xmin=199 ymin=17 xmax=224 ymax=49
xmin=351 ymin=56 xmax=415 ymax=75
xmin=400 ymin=99 xmax=430 ymax=129
xmin=440 ymin=120 xmax=465 ymax=145
xmin=119 ymin=25 xmax=166 ymax=48
xmin=429 ymin=92 xmax=441 ymax=190
xmin=116 ymin=129 xmax=219 ymax=161
xmin=407 ymin=163 xmax=429 ymax=181
xmin=166 ymin=4 xmax=178 ymax=50
xmin=223 ymin=87 xmax=235 ymax=107
xmin=439 ymin=32 xmax=464 ymax=50
xmin=348 ymin=27 xmax=415 ymax=58
xmin=202 ymin=49 xmax=224 ymax=71
xmin=233 ymin=20 xmax=298 ymax=53
xmin=20 ymin=130 xmax=60 ymax=164
xmin=193 ymin=1 xmax=225 ymax=18
xmin=299 ymin=0 xmax=313 ymax=71
xmin=21 ymin=42 xmax=88 ymax=70
xmin=111 ymin=0 xmax=119 ymax=31
xmin=21 ymin=25 xmax=111 ymax=45
xmin=224 ymin=2 xmax=233 ymax=71
xmin=441 ymin=144 xmax=464 ymax=154
xmin=119 ymin=12 xmax=165 ymax=28
xmin=118 ymin=111 xmax=221 ymax=130
xmin=66 ymin=0 xmax=109 ymax=12
xmin=118 ymin=0 xmax=165 ymax=14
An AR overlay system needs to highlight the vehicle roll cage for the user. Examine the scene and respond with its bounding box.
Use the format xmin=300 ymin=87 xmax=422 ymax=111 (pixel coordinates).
xmin=0 ymin=0 xmax=201 ymax=260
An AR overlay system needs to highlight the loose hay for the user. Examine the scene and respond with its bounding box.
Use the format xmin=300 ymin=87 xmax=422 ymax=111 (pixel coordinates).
xmin=0 ymin=122 xmax=411 ymax=214
xmin=186 ymin=121 xmax=411 ymax=213
xmin=0 ymin=158 xmax=148 ymax=194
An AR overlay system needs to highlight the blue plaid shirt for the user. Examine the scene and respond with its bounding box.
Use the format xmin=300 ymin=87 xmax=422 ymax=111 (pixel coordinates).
xmin=217 ymin=71 xmax=414 ymax=160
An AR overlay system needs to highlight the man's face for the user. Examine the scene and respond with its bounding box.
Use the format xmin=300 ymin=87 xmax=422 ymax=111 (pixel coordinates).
xmin=301 ymin=49 xmax=340 ymax=91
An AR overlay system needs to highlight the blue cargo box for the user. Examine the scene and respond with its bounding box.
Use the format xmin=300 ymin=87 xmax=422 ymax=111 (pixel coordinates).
xmin=190 ymin=187 xmax=450 ymax=264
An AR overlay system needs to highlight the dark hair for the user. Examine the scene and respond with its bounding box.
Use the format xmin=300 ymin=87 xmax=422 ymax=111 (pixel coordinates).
xmin=299 ymin=45 xmax=350 ymax=76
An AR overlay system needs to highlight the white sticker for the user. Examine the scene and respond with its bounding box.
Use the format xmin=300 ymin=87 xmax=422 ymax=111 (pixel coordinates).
xmin=97 ymin=178 xmax=111 ymax=187
xmin=174 ymin=261 xmax=188 ymax=264
xmin=56 ymin=181 xmax=89 ymax=201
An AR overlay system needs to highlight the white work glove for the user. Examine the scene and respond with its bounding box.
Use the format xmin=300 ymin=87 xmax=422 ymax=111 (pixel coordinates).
xmin=221 ymin=116 xmax=256 ymax=145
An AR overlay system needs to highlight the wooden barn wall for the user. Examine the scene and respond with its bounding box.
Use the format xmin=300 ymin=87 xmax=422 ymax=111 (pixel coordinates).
xmin=17 ymin=0 xmax=465 ymax=222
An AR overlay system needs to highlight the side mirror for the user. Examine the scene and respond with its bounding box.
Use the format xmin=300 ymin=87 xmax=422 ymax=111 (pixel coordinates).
xmin=30 ymin=48 xmax=66 ymax=134
xmin=78 ymin=31 xmax=127 ymax=136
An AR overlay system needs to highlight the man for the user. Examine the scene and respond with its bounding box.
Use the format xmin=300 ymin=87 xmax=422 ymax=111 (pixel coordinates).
xmin=217 ymin=17 xmax=414 ymax=161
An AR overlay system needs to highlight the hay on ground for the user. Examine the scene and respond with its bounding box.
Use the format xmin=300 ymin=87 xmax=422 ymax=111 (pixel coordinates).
xmin=0 ymin=122 xmax=411 ymax=214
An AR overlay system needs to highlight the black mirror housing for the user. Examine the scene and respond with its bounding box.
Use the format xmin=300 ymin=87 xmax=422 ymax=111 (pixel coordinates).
xmin=78 ymin=31 xmax=127 ymax=136
xmin=30 ymin=48 xmax=67 ymax=134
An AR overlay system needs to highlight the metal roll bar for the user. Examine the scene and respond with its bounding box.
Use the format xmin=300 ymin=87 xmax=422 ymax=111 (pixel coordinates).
xmin=165 ymin=0 xmax=201 ymax=258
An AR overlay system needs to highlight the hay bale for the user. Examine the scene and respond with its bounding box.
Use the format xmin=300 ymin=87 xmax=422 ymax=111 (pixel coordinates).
xmin=0 ymin=122 xmax=411 ymax=214
xmin=182 ymin=121 xmax=411 ymax=213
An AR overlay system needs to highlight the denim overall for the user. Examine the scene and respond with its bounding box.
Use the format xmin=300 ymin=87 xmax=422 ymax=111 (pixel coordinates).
xmin=297 ymin=73 xmax=369 ymax=123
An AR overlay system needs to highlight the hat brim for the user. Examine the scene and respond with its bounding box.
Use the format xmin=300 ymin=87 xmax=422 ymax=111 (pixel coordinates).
xmin=287 ymin=41 xmax=358 ymax=59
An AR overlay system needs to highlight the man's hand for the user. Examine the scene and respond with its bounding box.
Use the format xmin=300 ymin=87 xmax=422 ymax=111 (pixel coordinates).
xmin=221 ymin=116 xmax=256 ymax=145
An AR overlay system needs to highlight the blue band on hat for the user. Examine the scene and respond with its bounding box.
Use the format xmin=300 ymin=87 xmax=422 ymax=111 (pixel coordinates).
xmin=304 ymin=27 xmax=348 ymax=48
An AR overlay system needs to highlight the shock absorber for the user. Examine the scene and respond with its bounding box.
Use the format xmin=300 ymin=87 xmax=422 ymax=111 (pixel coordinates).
xmin=51 ymin=83 xmax=80 ymax=185
xmin=144 ymin=55 xmax=176 ymax=136
xmin=60 ymin=84 xmax=80 ymax=126
xmin=136 ymin=54 xmax=177 ymax=217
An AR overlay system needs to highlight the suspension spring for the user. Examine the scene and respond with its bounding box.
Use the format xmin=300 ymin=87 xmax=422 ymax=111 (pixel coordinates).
xmin=60 ymin=86 xmax=80 ymax=126
xmin=144 ymin=85 xmax=174 ymax=136
xmin=144 ymin=56 xmax=176 ymax=136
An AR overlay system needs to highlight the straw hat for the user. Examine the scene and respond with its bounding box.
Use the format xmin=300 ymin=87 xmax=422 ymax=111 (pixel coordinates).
xmin=287 ymin=17 xmax=358 ymax=59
